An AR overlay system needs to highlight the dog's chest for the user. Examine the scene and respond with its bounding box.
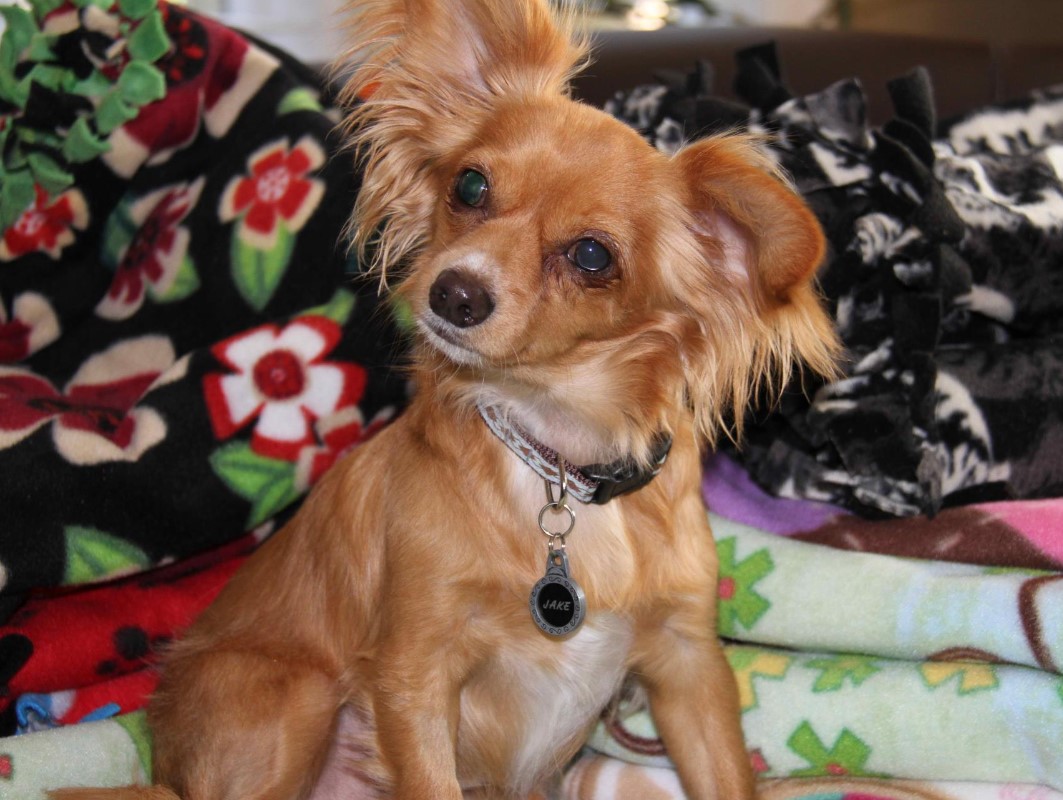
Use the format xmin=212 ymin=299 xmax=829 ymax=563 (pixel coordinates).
xmin=460 ymin=614 xmax=633 ymax=793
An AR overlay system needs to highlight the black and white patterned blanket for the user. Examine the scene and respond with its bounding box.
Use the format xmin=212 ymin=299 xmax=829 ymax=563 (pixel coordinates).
xmin=608 ymin=48 xmax=1063 ymax=516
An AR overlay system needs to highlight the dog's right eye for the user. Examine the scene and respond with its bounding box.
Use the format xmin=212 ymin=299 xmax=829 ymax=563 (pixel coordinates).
xmin=456 ymin=169 xmax=489 ymax=208
xmin=569 ymin=238 xmax=612 ymax=273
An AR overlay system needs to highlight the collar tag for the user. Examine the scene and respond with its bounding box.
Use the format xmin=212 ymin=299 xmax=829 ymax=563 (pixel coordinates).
xmin=530 ymin=547 xmax=585 ymax=637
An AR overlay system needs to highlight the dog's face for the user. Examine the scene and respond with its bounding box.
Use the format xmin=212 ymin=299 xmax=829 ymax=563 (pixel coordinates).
xmin=401 ymin=96 xmax=677 ymax=370
xmin=344 ymin=0 xmax=840 ymax=456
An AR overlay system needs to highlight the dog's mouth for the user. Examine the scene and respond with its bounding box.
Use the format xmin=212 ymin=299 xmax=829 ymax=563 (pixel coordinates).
xmin=418 ymin=316 xmax=486 ymax=367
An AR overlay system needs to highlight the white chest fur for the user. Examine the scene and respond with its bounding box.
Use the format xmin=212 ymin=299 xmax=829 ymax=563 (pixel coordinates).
xmin=484 ymin=614 xmax=633 ymax=793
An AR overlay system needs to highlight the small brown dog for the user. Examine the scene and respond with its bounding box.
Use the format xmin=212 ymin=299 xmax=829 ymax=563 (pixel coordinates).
xmin=54 ymin=0 xmax=838 ymax=798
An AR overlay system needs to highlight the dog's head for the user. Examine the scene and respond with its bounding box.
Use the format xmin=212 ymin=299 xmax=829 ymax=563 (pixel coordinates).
xmin=340 ymin=0 xmax=840 ymax=464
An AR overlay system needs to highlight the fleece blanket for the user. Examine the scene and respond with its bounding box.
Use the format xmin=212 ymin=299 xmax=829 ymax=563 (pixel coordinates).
xmin=0 ymin=0 xmax=405 ymax=618
xmin=607 ymin=47 xmax=1063 ymax=518
xmin=5 ymin=715 xmax=1063 ymax=800
xmin=563 ymin=761 xmax=1063 ymax=800
xmin=6 ymin=461 xmax=1062 ymax=797
xmin=0 ymin=0 xmax=405 ymax=637
xmin=587 ymin=520 xmax=1063 ymax=787
xmin=560 ymin=455 xmax=1063 ymax=795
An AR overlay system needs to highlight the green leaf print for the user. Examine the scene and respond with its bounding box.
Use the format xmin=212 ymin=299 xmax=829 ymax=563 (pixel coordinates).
xmin=231 ymin=222 xmax=296 ymax=312
xmin=278 ymin=87 xmax=324 ymax=115
xmin=64 ymin=526 xmax=152 ymax=585
xmin=304 ymin=288 xmax=357 ymax=327
xmin=390 ymin=295 xmax=416 ymax=334
xmin=210 ymin=441 xmax=301 ymax=528
xmin=151 ymin=254 xmax=200 ymax=304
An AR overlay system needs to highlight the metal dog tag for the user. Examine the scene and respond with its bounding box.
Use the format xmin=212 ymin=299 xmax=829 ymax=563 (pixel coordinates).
xmin=529 ymin=549 xmax=585 ymax=637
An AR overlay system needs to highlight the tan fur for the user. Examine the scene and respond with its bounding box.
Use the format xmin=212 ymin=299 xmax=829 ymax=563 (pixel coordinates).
xmin=51 ymin=1 xmax=840 ymax=798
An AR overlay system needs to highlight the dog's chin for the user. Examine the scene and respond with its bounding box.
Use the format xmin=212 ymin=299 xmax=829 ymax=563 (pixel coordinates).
xmin=418 ymin=317 xmax=488 ymax=369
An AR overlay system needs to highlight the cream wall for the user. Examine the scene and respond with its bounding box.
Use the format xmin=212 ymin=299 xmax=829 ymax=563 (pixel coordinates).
xmin=185 ymin=0 xmax=347 ymax=63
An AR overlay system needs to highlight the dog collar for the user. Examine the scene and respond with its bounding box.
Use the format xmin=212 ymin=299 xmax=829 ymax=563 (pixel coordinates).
xmin=477 ymin=402 xmax=672 ymax=505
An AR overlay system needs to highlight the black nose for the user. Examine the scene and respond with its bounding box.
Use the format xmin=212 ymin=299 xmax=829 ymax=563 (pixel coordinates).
xmin=429 ymin=269 xmax=495 ymax=328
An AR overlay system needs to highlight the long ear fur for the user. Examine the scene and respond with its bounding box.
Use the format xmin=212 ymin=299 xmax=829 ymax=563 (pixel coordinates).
xmin=336 ymin=0 xmax=588 ymax=279
xmin=669 ymin=135 xmax=842 ymax=443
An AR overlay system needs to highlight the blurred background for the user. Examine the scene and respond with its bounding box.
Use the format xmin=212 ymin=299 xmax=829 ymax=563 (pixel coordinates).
xmin=2 ymin=0 xmax=1063 ymax=71
xmin=164 ymin=0 xmax=1063 ymax=63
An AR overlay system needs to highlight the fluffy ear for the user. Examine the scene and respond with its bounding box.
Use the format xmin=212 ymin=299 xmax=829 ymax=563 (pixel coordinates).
xmin=669 ymin=135 xmax=842 ymax=442
xmin=338 ymin=0 xmax=587 ymax=275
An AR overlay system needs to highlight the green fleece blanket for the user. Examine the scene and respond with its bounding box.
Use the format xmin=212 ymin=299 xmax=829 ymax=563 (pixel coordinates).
xmin=588 ymin=516 xmax=1063 ymax=788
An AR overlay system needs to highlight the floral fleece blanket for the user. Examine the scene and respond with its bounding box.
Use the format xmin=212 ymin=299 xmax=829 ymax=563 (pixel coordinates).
xmin=2 ymin=4 xmax=1063 ymax=800
xmin=0 ymin=0 xmax=405 ymax=762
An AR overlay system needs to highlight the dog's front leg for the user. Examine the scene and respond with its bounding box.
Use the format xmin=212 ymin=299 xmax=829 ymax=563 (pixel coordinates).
xmin=632 ymin=606 xmax=755 ymax=800
xmin=372 ymin=634 xmax=468 ymax=800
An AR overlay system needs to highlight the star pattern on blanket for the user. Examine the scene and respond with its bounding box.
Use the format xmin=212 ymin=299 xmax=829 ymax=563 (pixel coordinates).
xmin=726 ymin=645 xmax=792 ymax=712
xmin=716 ymin=536 xmax=774 ymax=637
xmin=805 ymin=654 xmax=882 ymax=693
xmin=787 ymin=721 xmax=888 ymax=779
xmin=919 ymin=661 xmax=999 ymax=695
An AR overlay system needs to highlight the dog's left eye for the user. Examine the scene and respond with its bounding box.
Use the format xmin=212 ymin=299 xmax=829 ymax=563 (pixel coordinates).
xmin=456 ymin=169 xmax=489 ymax=207
xmin=568 ymin=238 xmax=612 ymax=273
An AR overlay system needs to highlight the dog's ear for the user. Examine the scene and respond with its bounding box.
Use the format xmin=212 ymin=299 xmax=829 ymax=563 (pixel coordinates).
xmin=339 ymin=0 xmax=587 ymax=276
xmin=668 ymin=135 xmax=841 ymax=443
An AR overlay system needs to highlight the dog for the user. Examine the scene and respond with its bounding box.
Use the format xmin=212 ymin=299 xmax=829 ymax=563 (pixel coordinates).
xmin=52 ymin=0 xmax=839 ymax=797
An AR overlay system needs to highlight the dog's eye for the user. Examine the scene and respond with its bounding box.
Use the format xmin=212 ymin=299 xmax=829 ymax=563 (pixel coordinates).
xmin=568 ymin=238 xmax=612 ymax=273
xmin=456 ymin=169 xmax=489 ymax=208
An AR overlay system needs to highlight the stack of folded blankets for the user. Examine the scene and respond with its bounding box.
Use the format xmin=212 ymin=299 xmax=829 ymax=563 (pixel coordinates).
xmin=1 ymin=3 xmax=1061 ymax=799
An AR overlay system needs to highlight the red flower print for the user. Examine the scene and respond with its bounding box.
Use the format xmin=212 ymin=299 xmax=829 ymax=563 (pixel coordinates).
xmin=0 ymin=185 xmax=89 ymax=261
xmin=0 ymin=320 xmax=30 ymax=364
xmin=203 ymin=317 xmax=366 ymax=461
xmin=0 ymin=753 xmax=10 ymax=779
xmin=97 ymin=179 xmax=204 ymax=320
xmin=0 ymin=337 xmax=174 ymax=464
xmin=219 ymin=137 xmax=325 ymax=250
xmin=0 ymin=291 xmax=60 ymax=363
xmin=0 ymin=370 xmax=149 ymax=451
xmin=295 ymin=406 xmax=395 ymax=490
